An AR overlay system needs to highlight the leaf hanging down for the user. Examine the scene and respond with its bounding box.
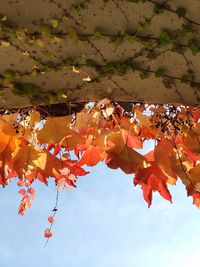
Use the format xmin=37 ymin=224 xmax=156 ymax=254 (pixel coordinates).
xmin=77 ymin=145 xmax=106 ymax=167
xmin=154 ymin=139 xmax=178 ymax=182
xmin=105 ymin=131 xmax=147 ymax=174
xmin=37 ymin=116 xmax=72 ymax=144
xmin=188 ymin=164 xmax=200 ymax=191
xmin=60 ymin=128 xmax=85 ymax=150
xmin=0 ymin=120 xmax=22 ymax=186
xmin=9 ymin=144 xmax=46 ymax=176
xmin=134 ymin=162 xmax=172 ymax=207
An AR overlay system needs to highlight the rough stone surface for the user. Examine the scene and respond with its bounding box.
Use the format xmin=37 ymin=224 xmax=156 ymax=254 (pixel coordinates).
xmin=0 ymin=0 xmax=200 ymax=109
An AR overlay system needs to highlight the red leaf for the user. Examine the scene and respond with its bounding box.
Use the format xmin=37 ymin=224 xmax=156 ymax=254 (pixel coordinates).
xmin=71 ymin=165 xmax=89 ymax=176
xmin=44 ymin=228 xmax=52 ymax=238
xmin=77 ymin=145 xmax=105 ymax=167
xmin=121 ymin=129 xmax=142 ymax=149
xmin=186 ymin=184 xmax=200 ymax=208
xmin=48 ymin=216 xmax=55 ymax=223
xmin=183 ymin=149 xmax=200 ymax=164
xmin=28 ymin=187 xmax=36 ymax=195
xmin=105 ymin=131 xmax=147 ymax=174
xmin=134 ymin=163 xmax=172 ymax=207
xmin=18 ymin=189 xmax=26 ymax=195
xmin=17 ymin=179 xmax=25 ymax=187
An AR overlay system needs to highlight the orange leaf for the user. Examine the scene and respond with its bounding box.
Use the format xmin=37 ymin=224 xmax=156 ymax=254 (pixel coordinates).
xmin=19 ymin=189 xmax=26 ymax=195
xmin=154 ymin=139 xmax=178 ymax=181
xmin=121 ymin=129 xmax=142 ymax=149
xmin=105 ymin=131 xmax=147 ymax=174
xmin=77 ymin=145 xmax=105 ymax=167
xmin=134 ymin=162 xmax=172 ymax=207
xmin=60 ymin=129 xmax=85 ymax=150
xmin=38 ymin=116 xmax=72 ymax=144
xmin=48 ymin=216 xmax=55 ymax=223
xmin=44 ymin=228 xmax=52 ymax=238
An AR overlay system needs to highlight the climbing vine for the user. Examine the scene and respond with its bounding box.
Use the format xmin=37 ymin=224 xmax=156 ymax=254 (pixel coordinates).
xmin=0 ymin=0 xmax=200 ymax=106
xmin=1 ymin=99 xmax=200 ymax=240
xmin=1 ymin=0 xmax=200 ymax=240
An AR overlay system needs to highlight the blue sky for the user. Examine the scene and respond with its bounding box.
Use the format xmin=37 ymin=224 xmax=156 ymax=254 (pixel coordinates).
xmin=0 ymin=143 xmax=200 ymax=267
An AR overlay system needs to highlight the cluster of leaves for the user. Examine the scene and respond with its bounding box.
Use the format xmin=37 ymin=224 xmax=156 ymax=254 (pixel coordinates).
xmin=1 ymin=99 xmax=200 ymax=237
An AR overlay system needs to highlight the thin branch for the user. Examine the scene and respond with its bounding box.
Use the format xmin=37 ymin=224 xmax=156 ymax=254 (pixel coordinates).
xmin=148 ymin=0 xmax=200 ymax=27
xmin=113 ymin=0 xmax=129 ymax=24
xmin=44 ymin=189 xmax=59 ymax=247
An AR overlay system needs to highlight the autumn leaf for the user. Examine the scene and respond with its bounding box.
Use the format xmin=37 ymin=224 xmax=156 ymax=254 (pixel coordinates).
xmin=121 ymin=129 xmax=142 ymax=149
xmin=19 ymin=189 xmax=26 ymax=195
xmin=28 ymin=187 xmax=36 ymax=196
xmin=0 ymin=123 xmax=21 ymax=185
xmin=105 ymin=131 xmax=147 ymax=174
xmin=186 ymin=184 xmax=200 ymax=208
xmin=60 ymin=128 xmax=85 ymax=149
xmin=77 ymin=145 xmax=106 ymax=167
xmin=44 ymin=228 xmax=52 ymax=238
xmin=134 ymin=162 xmax=172 ymax=207
xmin=136 ymin=111 xmax=152 ymax=127
xmin=183 ymin=149 xmax=200 ymax=164
xmin=10 ymin=144 xmax=47 ymax=182
xmin=181 ymin=128 xmax=200 ymax=151
xmin=154 ymin=139 xmax=178 ymax=181
xmin=38 ymin=116 xmax=72 ymax=144
xmin=48 ymin=216 xmax=55 ymax=223
xmin=188 ymin=164 xmax=200 ymax=191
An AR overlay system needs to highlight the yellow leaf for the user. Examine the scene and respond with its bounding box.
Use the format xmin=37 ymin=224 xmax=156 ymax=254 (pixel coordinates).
xmin=38 ymin=116 xmax=72 ymax=144
xmin=136 ymin=111 xmax=152 ymax=126
xmin=50 ymin=19 xmax=59 ymax=28
xmin=105 ymin=131 xmax=147 ymax=174
xmin=60 ymin=128 xmax=85 ymax=149
xmin=82 ymin=76 xmax=91 ymax=82
xmin=0 ymin=40 xmax=10 ymax=47
xmin=154 ymin=139 xmax=178 ymax=180
xmin=36 ymin=39 xmax=45 ymax=47
xmin=10 ymin=145 xmax=47 ymax=182
xmin=68 ymin=28 xmax=79 ymax=44
xmin=22 ymin=51 xmax=30 ymax=56
xmin=188 ymin=164 xmax=200 ymax=186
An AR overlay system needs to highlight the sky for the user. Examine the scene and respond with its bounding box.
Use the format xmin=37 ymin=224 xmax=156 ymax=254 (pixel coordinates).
xmin=0 ymin=142 xmax=200 ymax=267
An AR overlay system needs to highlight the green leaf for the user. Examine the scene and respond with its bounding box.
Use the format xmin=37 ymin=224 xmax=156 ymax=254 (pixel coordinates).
xmin=70 ymin=5 xmax=82 ymax=13
xmin=13 ymin=83 xmax=40 ymax=97
xmin=94 ymin=31 xmax=103 ymax=40
xmin=159 ymin=30 xmax=171 ymax=46
xmin=154 ymin=4 xmax=164 ymax=14
xmin=86 ymin=59 xmax=96 ymax=68
xmin=62 ymin=15 xmax=69 ymax=22
xmin=188 ymin=40 xmax=200 ymax=55
xmin=181 ymin=74 xmax=189 ymax=84
xmin=111 ymin=37 xmax=121 ymax=46
xmin=3 ymin=70 xmax=20 ymax=81
xmin=136 ymin=23 xmax=145 ymax=32
xmin=40 ymin=26 xmax=51 ymax=38
xmin=105 ymin=62 xmax=121 ymax=74
xmin=176 ymin=7 xmax=187 ymax=17
xmin=42 ymin=93 xmax=54 ymax=105
xmin=125 ymin=33 xmax=135 ymax=43
xmin=155 ymin=68 xmax=165 ymax=78
xmin=129 ymin=62 xmax=140 ymax=71
xmin=57 ymin=91 xmax=68 ymax=99
xmin=179 ymin=24 xmax=192 ymax=37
